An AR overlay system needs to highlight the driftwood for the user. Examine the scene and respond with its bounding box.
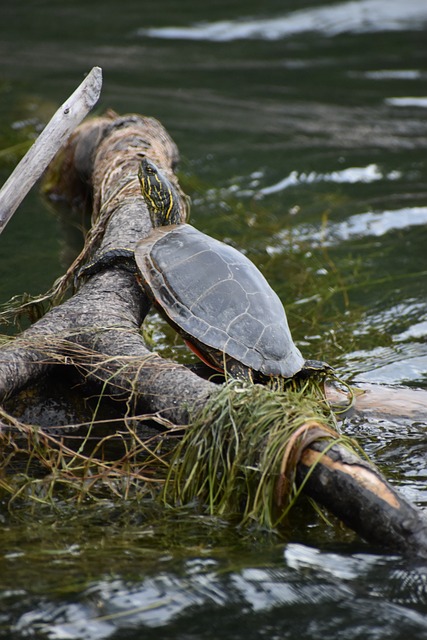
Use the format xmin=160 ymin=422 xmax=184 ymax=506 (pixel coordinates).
xmin=0 ymin=67 xmax=102 ymax=234
xmin=1 ymin=111 xmax=427 ymax=558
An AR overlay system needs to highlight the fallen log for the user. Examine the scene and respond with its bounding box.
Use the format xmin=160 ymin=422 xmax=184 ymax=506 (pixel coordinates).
xmin=298 ymin=440 xmax=427 ymax=558
xmin=1 ymin=111 xmax=426 ymax=557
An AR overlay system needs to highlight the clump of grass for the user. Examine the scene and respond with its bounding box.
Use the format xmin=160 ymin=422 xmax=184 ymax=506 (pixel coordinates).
xmin=0 ymin=407 xmax=173 ymax=508
xmin=163 ymin=377 xmax=352 ymax=529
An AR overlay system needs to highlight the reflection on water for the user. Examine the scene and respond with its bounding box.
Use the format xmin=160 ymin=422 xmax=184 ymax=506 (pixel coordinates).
xmin=386 ymin=97 xmax=427 ymax=107
xmin=267 ymin=206 xmax=427 ymax=248
xmin=139 ymin=0 xmax=427 ymax=41
xmin=259 ymin=163 xmax=399 ymax=195
xmin=11 ymin=543 xmax=427 ymax=639
xmin=1 ymin=0 xmax=427 ymax=638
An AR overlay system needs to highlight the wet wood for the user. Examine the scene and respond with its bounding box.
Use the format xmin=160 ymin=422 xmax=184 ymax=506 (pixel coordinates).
xmin=298 ymin=441 xmax=427 ymax=559
xmin=326 ymin=382 xmax=427 ymax=421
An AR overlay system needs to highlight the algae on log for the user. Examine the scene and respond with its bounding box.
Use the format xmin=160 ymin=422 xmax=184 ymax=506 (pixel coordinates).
xmin=0 ymin=112 xmax=426 ymax=558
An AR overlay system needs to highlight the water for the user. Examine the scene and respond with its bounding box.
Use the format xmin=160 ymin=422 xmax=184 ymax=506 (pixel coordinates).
xmin=0 ymin=0 xmax=427 ymax=637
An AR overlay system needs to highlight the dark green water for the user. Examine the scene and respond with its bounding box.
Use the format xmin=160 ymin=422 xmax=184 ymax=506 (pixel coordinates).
xmin=1 ymin=1 xmax=427 ymax=638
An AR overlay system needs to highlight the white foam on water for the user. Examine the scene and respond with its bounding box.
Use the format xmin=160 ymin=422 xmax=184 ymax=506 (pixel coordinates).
xmin=259 ymin=164 xmax=392 ymax=196
xmin=138 ymin=0 xmax=427 ymax=42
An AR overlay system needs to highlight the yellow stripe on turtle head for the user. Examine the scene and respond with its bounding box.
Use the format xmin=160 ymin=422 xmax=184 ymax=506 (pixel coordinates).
xmin=138 ymin=158 xmax=181 ymax=227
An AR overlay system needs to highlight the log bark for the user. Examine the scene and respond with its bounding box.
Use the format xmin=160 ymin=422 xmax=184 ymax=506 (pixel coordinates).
xmin=1 ymin=112 xmax=426 ymax=557
xmin=0 ymin=116 xmax=215 ymax=422
xmin=298 ymin=441 xmax=427 ymax=558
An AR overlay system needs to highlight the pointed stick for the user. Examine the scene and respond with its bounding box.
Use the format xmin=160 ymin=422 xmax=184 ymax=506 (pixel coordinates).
xmin=0 ymin=66 xmax=102 ymax=235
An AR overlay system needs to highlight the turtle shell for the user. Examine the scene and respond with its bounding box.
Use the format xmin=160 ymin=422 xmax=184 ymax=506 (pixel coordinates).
xmin=134 ymin=224 xmax=305 ymax=377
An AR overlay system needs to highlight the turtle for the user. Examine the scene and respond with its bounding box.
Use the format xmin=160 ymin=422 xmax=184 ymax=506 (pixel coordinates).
xmin=79 ymin=158 xmax=330 ymax=380
xmin=133 ymin=223 xmax=330 ymax=380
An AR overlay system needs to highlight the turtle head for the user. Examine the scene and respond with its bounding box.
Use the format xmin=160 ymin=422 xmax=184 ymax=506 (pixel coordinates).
xmin=138 ymin=157 xmax=181 ymax=227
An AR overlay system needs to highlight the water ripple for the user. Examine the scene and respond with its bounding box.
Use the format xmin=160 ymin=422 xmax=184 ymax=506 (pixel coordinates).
xmin=138 ymin=0 xmax=427 ymax=41
xmin=385 ymin=97 xmax=427 ymax=108
xmin=11 ymin=547 xmax=427 ymax=639
xmin=268 ymin=206 xmax=427 ymax=254
xmin=259 ymin=163 xmax=398 ymax=196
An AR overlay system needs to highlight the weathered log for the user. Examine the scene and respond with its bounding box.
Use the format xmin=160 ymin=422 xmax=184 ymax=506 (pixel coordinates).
xmin=0 ymin=115 xmax=214 ymax=417
xmin=1 ymin=112 xmax=426 ymax=557
xmin=0 ymin=67 xmax=102 ymax=234
xmin=298 ymin=440 xmax=427 ymax=558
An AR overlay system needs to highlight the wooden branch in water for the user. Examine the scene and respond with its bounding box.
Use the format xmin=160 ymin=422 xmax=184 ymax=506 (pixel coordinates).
xmin=326 ymin=381 xmax=427 ymax=421
xmin=298 ymin=440 xmax=427 ymax=558
xmin=0 ymin=66 xmax=102 ymax=235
